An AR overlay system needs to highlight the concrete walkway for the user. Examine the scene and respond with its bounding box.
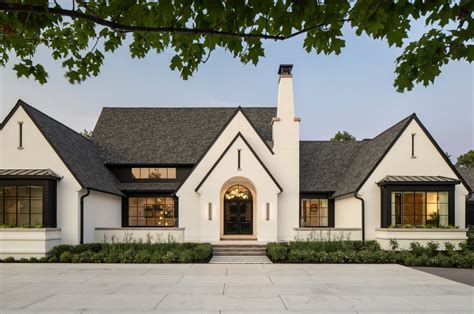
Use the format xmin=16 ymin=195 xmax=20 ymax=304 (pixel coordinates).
xmin=0 ymin=263 xmax=472 ymax=313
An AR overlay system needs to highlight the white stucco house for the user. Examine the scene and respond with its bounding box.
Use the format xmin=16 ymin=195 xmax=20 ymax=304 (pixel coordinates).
xmin=0 ymin=64 xmax=472 ymax=257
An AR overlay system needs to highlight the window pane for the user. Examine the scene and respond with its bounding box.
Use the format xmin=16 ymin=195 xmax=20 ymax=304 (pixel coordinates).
xmin=158 ymin=168 xmax=167 ymax=178
xmin=0 ymin=187 xmax=3 ymax=198
xmin=140 ymin=168 xmax=149 ymax=179
xmin=18 ymin=214 xmax=29 ymax=226
xmin=128 ymin=197 xmax=138 ymax=207
xmin=137 ymin=197 xmax=146 ymax=208
xmin=427 ymin=192 xmax=437 ymax=204
xmin=439 ymin=203 xmax=448 ymax=216
xmin=30 ymin=186 xmax=42 ymax=199
xmin=17 ymin=186 xmax=29 ymax=198
xmin=128 ymin=217 xmax=137 ymax=226
xmin=403 ymin=192 xmax=414 ymax=204
xmin=168 ymin=168 xmax=177 ymax=179
xmin=320 ymin=199 xmax=328 ymax=208
xmin=149 ymin=168 xmax=160 ymax=178
xmin=5 ymin=214 xmax=16 ymax=225
xmin=18 ymin=199 xmax=30 ymax=214
xmin=414 ymin=192 xmax=425 ymax=204
xmin=5 ymin=199 xmax=16 ymax=214
xmin=146 ymin=197 xmax=156 ymax=205
xmin=131 ymin=168 xmax=140 ymax=179
xmin=4 ymin=186 xmax=16 ymax=198
xmin=439 ymin=215 xmax=448 ymax=227
xmin=438 ymin=192 xmax=448 ymax=204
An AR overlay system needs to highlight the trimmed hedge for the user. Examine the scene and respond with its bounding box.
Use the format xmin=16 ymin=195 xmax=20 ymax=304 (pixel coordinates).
xmin=267 ymin=240 xmax=474 ymax=268
xmin=1 ymin=242 xmax=213 ymax=264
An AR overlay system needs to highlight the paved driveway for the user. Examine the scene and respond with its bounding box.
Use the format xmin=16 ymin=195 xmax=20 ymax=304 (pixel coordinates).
xmin=0 ymin=263 xmax=472 ymax=313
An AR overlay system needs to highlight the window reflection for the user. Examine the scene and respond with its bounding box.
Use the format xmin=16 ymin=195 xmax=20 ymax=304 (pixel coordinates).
xmin=128 ymin=196 xmax=176 ymax=227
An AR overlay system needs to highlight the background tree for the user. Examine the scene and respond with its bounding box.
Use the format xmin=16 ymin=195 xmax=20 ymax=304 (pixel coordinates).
xmin=0 ymin=1 xmax=472 ymax=91
xmin=331 ymin=131 xmax=356 ymax=142
xmin=80 ymin=129 xmax=92 ymax=139
xmin=456 ymin=150 xmax=474 ymax=168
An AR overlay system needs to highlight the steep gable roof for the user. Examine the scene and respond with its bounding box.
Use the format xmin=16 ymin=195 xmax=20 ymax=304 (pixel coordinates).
xmin=91 ymin=106 xmax=276 ymax=165
xmin=332 ymin=114 xmax=414 ymax=197
xmin=457 ymin=167 xmax=474 ymax=201
xmin=1 ymin=100 xmax=123 ymax=196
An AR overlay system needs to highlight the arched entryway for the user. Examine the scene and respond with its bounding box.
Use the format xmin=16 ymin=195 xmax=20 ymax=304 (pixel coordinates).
xmin=223 ymin=185 xmax=253 ymax=235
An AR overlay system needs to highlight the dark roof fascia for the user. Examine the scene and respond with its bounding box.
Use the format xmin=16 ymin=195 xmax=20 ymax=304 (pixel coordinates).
xmin=0 ymin=175 xmax=61 ymax=180
xmin=88 ymin=187 xmax=124 ymax=197
xmin=105 ymin=163 xmax=195 ymax=167
xmin=194 ymin=132 xmax=283 ymax=193
xmin=0 ymin=100 xmax=22 ymax=130
xmin=238 ymin=108 xmax=274 ymax=154
xmin=377 ymin=181 xmax=461 ymax=186
xmin=352 ymin=113 xmax=416 ymax=195
xmin=175 ymin=107 xmax=274 ymax=194
xmin=8 ymin=100 xmax=124 ymax=197
xmin=14 ymin=100 xmax=87 ymax=190
xmin=412 ymin=115 xmax=472 ymax=193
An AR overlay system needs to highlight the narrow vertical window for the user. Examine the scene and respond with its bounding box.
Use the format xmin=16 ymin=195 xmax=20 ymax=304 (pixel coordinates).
xmin=208 ymin=203 xmax=213 ymax=220
xmin=18 ymin=121 xmax=23 ymax=149
xmin=411 ymin=133 xmax=416 ymax=158
xmin=237 ymin=149 xmax=241 ymax=170
xmin=266 ymin=203 xmax=270 ymax=220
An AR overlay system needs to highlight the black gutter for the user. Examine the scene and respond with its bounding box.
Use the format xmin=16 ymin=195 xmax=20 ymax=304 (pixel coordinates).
xmin=80 ymin=188 xmax=90 ymax=244
xmin=354 ymin=193 xmax=365 ymax=241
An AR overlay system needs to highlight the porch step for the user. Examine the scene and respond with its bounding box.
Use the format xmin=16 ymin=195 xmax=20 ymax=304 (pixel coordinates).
xmin=210 ymin=255 xmax=272 ymax=264
xmin=212 ymin=244 xmax=268 ymax=258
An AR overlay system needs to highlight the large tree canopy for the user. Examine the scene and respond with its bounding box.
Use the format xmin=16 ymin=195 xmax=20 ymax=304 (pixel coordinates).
xmin=0 ymin=1 xmax=472 ymax=91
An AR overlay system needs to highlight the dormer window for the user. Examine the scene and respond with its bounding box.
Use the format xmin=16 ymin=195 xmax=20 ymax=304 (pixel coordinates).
xmin=18 ymin=121 xmax=23 ymax=150
xmin=131 ymin=167 xmax=177 ymax=179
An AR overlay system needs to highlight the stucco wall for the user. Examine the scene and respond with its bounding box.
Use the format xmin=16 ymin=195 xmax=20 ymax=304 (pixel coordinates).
xmin=335 ymin=195 xmax=362 ymax=229
xmin=177 ymin=109 xmax=297 ymax=242
xmin=0 ymin=106 xmax=82 ymax=244
xmin=83 ymin=189 xmax=122 ymax=243
xmin=359 ymin=119 xmax=469 ymax=240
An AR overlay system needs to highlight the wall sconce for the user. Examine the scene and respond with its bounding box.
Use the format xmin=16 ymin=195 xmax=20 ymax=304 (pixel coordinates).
xmin=266 ymin=203 xmax=270 ymax=221
xmin=208 ymin=203 xmax=212 ymax=220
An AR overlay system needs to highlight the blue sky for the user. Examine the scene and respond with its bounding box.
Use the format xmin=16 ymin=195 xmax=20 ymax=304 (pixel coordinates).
xmin=1 ymin=23 xmax=472 ymax=160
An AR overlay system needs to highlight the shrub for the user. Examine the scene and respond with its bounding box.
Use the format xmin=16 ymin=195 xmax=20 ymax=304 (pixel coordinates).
xmin=266 ymin=242 xmax=288 ymax=262
xmin=426 ymin=241 xmax=440 ymax=256
xmin=409 ymin=242 xmax=426 ymax=257
xmin=389 ymin=238 xmax=399 ymax=251
xmin=59 ymin=251 xmax=73 ymax=263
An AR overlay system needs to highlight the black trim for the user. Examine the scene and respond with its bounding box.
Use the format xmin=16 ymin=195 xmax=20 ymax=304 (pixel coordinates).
xmin=380 ymin=184 xmax=455 ymax=228
xmin=1 ymin=100 xmax=124 ymax=197
xmin=18 ymin=121 xmax=23 ymax=148
xmin=0 ymin=179 xmax=57 ymax=228
xmin=354 ymin=193 xmax=365 ymax=241
xmin=354 ymin=113 xmax=471 ymax=196
xmin=195 ymin=132 xmax=283 ymax=193
xmin=299 ymin=193 xmax=334 ymax=228
xmin=237 ymin=149 xmax=241 ymax=170
xmin=411 ymin=133 xmax=415 ymax=157
xmin=79 ymin=189 xmax=90 ymax=244
xmin=122 ymin=193 xmax=179 ymax=228
xmin=175 ymin=107 xmax=275 ymax=194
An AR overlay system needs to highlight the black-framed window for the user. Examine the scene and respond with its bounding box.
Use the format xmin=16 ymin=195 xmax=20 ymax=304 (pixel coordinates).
xmin=126 ymin=195 xmax=177 ymax=227
xmin=299 ymin=194 xmax=334 ymax=228
xmin=391 ymin=191 xmax=449 ymax=227
xmin=381 ymin=185 xmax=455 ymax=228
xmin=131 ymin=168 xmax=177 ymax=179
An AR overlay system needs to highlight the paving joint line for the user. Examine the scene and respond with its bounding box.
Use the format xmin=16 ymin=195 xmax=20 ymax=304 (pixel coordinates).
xmin=176 ymin=274 xmax=184 ymax=283
xmin=278 ymin=294 xmax=288 ymax=310
xmin=153 ymin=294 xmax=167 ymax=310
xmin=20 ymin=293 xmax=56 ymax=309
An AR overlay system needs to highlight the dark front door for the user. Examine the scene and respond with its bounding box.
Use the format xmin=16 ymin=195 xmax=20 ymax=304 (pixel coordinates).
xmin=224 ymin=200 xmax=253 ymax=235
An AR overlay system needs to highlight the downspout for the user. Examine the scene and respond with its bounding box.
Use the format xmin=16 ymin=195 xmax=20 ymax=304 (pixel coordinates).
xmin=354 ymin=192 xmax=365 ymax=241
xmin=80 ymin=188 xmax=90 ymax=244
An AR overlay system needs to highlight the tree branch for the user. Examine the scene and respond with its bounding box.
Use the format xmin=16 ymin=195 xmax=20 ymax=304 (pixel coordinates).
xmin=0 ymin=2 xmax=349 ymax=41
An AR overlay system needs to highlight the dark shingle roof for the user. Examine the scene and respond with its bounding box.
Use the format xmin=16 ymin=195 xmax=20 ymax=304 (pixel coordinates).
xmin=377 ymin=175 xmax=460 ymax=185
xmin=0 ymin=169 xmax=61 ymax=180
xmin=457 ymin=167 xmax=474 ymax=201
xmin=332 ymin=115 xmax=414 ymax=197
xmin=15 ymin=101 xmax=123 ymax=196
xmin=91 ymin=107 xmax=276 ymax=164
xmin=300 ymin=141 xmax=363 ymax=192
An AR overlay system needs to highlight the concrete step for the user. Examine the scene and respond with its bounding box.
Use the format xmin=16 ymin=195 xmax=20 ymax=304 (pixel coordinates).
xmin=213 ymin=251 xmax=266 ymax=256
xmin=210 ymin=255 xmax=272 ymax=264
xmin=213 ymin=247 xmax=266 ymax=252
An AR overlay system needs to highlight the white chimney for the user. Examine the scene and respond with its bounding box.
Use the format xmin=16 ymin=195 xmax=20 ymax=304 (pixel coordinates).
xmin=276 ymin=64 xmax=295 ymax=119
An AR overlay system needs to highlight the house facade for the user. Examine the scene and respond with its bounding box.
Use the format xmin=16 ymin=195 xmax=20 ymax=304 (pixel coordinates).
xmin=0 ymin=65 xmax=471 ymax=257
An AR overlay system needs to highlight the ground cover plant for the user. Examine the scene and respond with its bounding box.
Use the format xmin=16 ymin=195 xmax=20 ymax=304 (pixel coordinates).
xmin=0 ymin=242 xmax=213 ymax=264
xmin=267 ymin=240 xmax=474 ymax=268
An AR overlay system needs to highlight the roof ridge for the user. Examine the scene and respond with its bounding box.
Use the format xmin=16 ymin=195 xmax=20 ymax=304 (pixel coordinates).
xmin=101 ymin=106 xmax=277 ymax=109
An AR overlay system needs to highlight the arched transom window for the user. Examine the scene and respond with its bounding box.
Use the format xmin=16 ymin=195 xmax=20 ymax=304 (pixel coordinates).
xmin=224 ymin=185 xmax=252 ymax=201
